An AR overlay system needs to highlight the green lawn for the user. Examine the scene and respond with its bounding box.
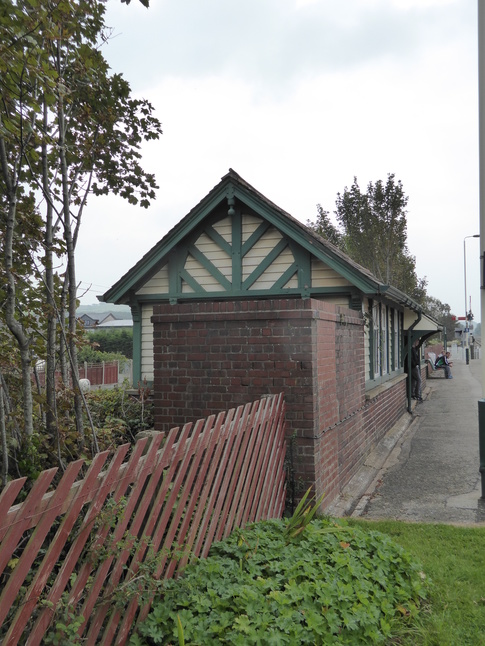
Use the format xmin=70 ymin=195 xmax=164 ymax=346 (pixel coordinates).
xmin=348 ymin=519 xmax=485 ymax=646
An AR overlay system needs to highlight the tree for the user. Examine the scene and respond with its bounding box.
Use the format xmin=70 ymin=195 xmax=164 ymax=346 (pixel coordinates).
xmin=309 ymin=175 xmax=426 ymax=301
xmin=86 ymin=329 xmax=134 ymax=359
xmin=309 ymin=205 xmax=342 ymax=248
xmin=423 ymin=296 xmax=456 ymax=341
xmin=0 ymin=0 xmax=162 ymax=473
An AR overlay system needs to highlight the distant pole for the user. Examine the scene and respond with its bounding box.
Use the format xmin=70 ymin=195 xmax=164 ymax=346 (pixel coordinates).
xmin=464 ymin=234 xmax=480 ymax=364
xmin=477 ymin=0 xmax=485 ymax=497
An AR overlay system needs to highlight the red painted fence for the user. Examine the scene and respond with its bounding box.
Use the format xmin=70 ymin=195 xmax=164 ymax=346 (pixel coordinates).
xmin=35 ymin=361 xmax=119 ymax=387
xmin=0 ymin=394 xmax=286 ymax=645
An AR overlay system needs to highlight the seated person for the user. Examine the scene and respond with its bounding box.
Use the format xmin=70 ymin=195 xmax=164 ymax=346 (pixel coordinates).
xmin=435 ymin=352 xmax=453 ymax=379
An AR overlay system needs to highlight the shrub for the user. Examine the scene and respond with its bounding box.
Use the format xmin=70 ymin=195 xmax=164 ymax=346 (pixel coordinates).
xmin=131 ymin=517 xmax=428 ymax=645
xmin=77 ymin=346 xmax=129 ymax=368
xmin=86 ymin=329 xmax=133 ymax=358
xmin=86 ymin=385 xmax=153 ymax=447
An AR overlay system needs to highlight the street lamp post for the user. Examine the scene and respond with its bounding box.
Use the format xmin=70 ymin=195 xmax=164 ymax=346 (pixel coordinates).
xmin=477 ymin=0 xmax=485 ymax=500
xmin=464 ymin=234 xmax=480 ymax=363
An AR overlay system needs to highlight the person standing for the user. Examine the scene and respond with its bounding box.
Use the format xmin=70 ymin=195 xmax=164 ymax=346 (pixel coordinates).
xmin=411 ymin=341 xmax=422 ymax=401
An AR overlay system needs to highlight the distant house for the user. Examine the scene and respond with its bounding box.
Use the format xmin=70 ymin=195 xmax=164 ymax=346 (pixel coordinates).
xmin=100 ymin=169 xmax=441 ymax=508
xmin=78 ymin=313 xmax=99 ymax=329
xmin=78 ymin=312 xmax=133 ymax=330
xmin=95 ymin=318 xmax=133 ymax=330
xmin=98 ymin=313 xmax=117 ymax=325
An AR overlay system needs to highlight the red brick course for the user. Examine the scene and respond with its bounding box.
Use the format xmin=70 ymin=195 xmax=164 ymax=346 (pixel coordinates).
xmin=152 ymin=298 xmax=407 ymax=509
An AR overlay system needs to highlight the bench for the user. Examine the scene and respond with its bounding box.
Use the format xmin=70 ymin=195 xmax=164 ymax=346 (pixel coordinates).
xmin=425 ymin=352 xmax=445 ymax=378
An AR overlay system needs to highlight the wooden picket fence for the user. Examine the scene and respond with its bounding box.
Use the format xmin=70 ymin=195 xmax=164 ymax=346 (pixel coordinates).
xmin=0 ymin=393 xmax=286 ymax=645
xmin=35 ymin=360 xmax=120 ymax=387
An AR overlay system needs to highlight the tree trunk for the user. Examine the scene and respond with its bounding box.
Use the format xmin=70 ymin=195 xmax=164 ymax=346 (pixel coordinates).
xmin=0 ymin=372 xmax=8 ymax=487
xmin=58 ymin=97 xmax=85 ymax=449
xmin=0 ymin=135 xmax=34 ymax=439
xmin=42 ymin=99 xmax=59 ymax=444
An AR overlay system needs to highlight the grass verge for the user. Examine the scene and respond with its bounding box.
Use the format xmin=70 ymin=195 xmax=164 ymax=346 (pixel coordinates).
xmin=348 ymin=519 xmax=485 ymax=645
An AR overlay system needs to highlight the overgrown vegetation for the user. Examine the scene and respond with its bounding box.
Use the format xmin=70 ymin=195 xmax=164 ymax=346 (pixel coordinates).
xmin=87 ymin=385 xmax=153 ymax=449
xmin=85 ymin=329 xmax=134 ymax=359
xmin=130 ymin=517 xmax=428 ymax=645
xmin=8 ymin=385 xmax=152 ymax=484
xmin=77 ymin=346 xmax=129 ymax=368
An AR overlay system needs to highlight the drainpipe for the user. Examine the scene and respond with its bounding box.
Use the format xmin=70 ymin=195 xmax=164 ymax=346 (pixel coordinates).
xmin=406 ymin=312 xmax=422 ymax=414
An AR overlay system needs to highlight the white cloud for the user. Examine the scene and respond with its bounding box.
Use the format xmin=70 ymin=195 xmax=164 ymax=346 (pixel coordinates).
xmin=78 ymin=0 xmax=480 ymax=318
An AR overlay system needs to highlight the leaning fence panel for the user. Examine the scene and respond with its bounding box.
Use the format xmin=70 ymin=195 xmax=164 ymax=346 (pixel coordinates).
xmin=0 ymin=393 xmax=286 ymax=644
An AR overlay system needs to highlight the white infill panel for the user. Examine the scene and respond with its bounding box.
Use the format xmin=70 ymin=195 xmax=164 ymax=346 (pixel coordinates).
xmin=136 ymin=264 xmax=169 ymax=296
xmin=311 ymin=257 xmax=352 ymax=288
xmin=249 ymin=246 xmax=296 ymax=290
xmin=183 ymin=254 xmax=226 ymax=292
xmin=141 ymin=304 xmax=154 ymax=382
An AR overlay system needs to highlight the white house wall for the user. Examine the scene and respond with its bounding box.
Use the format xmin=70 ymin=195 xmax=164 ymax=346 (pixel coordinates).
xmin=311 ymin=257 xmax=352 ymax=288
xmin=136 ymin=264 xmax=169 ymax=296
xmin=212 ymin=216 xmax=232 ymax=242
xmin=249 ymin=246 xmax=298 ymax=290
xmin=193 ymin=232 xmax=233 ymax=281
xmin=183 ymin=253 xmax=226 ymax=292
xmin=242 ymin=213 xmax=262 ymax=242
xmin=242 ymin=228 xmax=284 ymax=280
xmin=141 ymin=304 xmax=154 ymax=382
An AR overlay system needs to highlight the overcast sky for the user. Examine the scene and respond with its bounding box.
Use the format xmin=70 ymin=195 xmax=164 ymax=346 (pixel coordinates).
xmin=78 ymin=0 xmax=480 ymax=320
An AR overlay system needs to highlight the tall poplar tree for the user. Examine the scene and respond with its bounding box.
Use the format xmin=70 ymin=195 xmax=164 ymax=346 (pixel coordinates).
xmin=310 ymin=174 xmax=426 ymax=303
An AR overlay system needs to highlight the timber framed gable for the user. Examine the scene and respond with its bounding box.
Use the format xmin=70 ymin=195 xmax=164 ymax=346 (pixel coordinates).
xmin=100 ymin=169 xmax=441 ymax=386
xmin=103 ymin=169 xmax=383 ymax=308
xmin=134 ymin=207 xmax=354 ymax=304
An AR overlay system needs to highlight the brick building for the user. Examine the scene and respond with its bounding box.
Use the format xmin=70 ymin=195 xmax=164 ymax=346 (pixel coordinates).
xmin=100 ymin=170 xmax=440 ymax=508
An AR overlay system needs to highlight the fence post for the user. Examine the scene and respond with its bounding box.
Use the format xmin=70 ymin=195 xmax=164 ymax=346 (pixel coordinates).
xmin=102 ymin=361 xmax=105 ymax=386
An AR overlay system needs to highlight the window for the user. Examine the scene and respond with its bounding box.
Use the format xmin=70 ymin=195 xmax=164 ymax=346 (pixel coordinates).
xmin=368 ymin=300 xmax=401 ymax=385
xmin=372 ymin=301 xmax=380 ymax=377
xmin=382 ymin=305 xmax=388 ymax=376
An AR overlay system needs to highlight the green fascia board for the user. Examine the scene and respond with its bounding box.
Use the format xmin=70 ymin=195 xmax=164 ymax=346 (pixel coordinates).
xmin=130 ymin=285 xmax=357 ymax=303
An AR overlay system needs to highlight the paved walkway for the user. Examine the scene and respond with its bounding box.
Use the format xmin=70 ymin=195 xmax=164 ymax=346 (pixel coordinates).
xmin=327 ymin=356 xmax=485 ymax=525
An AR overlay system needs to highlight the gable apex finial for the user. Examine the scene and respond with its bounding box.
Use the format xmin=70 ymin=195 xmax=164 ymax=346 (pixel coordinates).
xmin=225 ymin=183 xmax=236 ymax=216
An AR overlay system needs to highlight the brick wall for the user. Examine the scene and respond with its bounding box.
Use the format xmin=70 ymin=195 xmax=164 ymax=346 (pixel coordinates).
xmin=310 ymin=303 xmax=365 ymax=504
xmin=152 ymin=299 xmax=318 ymax=495
xmin=152 ymin=298 xmax=408 ymax=509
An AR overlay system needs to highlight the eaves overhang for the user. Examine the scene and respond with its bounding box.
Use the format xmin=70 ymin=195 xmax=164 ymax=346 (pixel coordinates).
xmin=379 ymin=285 xmax=423 ymax=313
